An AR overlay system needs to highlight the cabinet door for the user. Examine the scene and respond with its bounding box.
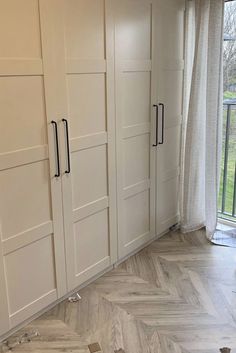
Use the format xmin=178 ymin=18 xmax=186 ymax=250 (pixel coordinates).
xmin=114 ymin=0 xmax=156 ymax=259
xmin=44 ymin=0 xmax=117 ymax=291
xmin=155 ymin=0 xmax=185 ymax=235
xmin=0 ymin=0 xmax=67 ymax=336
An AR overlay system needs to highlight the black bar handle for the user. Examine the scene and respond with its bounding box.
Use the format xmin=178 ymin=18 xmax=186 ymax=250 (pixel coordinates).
xmin=153 ymin=104 xmax=158 ymax=147
xmin=62 ymin=119 xmax=71 ymax=174
xmin=159 ymin=103 xmax=165 ymax=145
xmin=51 ymin=121 xmax=60 ymax=178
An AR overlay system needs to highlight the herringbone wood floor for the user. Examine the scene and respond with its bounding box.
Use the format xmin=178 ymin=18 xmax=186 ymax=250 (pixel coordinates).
xmin=2 ymin=230 xmax=236 ymax=353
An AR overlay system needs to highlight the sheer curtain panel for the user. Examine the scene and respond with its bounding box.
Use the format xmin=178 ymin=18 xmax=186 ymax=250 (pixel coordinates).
xmin=181 ymin=0 xmax=224 ymax=239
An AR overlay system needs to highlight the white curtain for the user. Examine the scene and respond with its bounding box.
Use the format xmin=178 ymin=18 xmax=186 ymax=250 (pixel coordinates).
xmin=181 ymin=0 xmax=224 ymax=239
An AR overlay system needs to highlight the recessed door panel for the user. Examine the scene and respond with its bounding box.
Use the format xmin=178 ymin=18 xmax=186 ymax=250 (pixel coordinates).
xmin=67 ymin=74 xmax=106 ymax=138
xmin=0 ymin=0 xmax=41 ymax=58
xmin=0 ymin=76 xmax=47 ymax=154
xmin=124 ymin=191 xmax=150 ymax=244
xmin=161 ymin=71 xmax=183 ymax=128
xmin=74 ymin=209 xmax=109 ymax=276
xmin=124 ymin=134 xmax=150 ymax=188
xmin=0 ymin=161 xmax=51 ymax=240
xmin=115 ymin=0 xmax=151 ymax=60
xmin=5 ymin=236 xmax=56 ymax=316
xmin=158 ymin=126 xmax=181 ymax=178
xmin=72 ymin=146 xmax=108 ymax=209
xmin=158 ymin=2 xmax=185 ymax=64
xmin=123 ymin=72 xmax=151 ymax=126
xmin=64 ymin=0 xmax=105 ymax=59
xmin=157 ymin=177 xmax=179 ymax=230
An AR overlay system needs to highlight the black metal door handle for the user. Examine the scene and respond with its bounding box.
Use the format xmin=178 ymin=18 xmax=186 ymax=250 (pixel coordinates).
xmin=153 ymin=104 xmax=158 ymax=147
xmin=62 ymin=119 xmax=71 ymax=174
xmin=51 ymin=121 xmax=60 ymax=178
xmin=159 ymin=103 xmax=165 ymax=145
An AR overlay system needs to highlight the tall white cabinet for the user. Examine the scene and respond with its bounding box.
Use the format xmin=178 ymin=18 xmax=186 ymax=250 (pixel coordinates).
xmin=0 ymin=0 xmax=185 ymax=339
xmin=114 ymin=0 xmax=185 ymax=257
xmin=114 ymin=0 xmax=156 ymax=258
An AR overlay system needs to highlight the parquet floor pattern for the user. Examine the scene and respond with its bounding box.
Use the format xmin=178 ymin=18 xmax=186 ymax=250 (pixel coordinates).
xmin=2 ymin=230 xmax=236 ymax=353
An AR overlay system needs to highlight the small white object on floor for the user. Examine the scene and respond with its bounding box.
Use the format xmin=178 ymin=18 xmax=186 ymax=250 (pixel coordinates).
xmin=68 ymin=292 xmax=81 ymax=302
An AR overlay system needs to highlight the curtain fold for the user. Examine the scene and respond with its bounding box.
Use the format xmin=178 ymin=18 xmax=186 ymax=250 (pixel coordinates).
xmin=181 ymin=0 xmax=224 ymax=239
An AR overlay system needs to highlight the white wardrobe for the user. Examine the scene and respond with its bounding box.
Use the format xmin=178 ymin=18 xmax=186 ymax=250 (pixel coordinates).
xmin=0 ymin=0 xmax=185 ymax=338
